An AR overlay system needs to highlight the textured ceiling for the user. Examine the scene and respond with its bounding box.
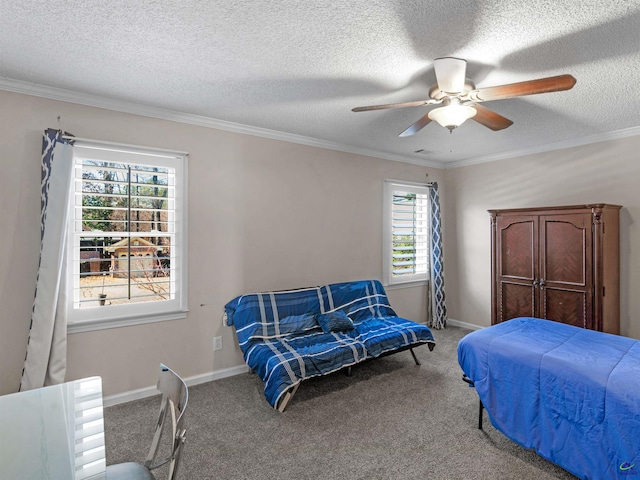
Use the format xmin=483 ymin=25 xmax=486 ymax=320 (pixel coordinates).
xmin=2 ymin=0 xmax=640 ymax=166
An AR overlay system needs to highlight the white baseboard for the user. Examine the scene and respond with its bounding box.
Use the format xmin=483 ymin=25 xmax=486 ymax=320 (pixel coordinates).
xmin=103 ymin=321 xmax=482 ymax=407
xmin=102 ymin=364 xmax=250 ymax=407
xmin=446 ymin=318 xmax=485 ymax=331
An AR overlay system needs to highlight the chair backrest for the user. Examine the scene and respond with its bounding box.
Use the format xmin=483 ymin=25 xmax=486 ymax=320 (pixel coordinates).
xmin=144 ymin=364 xmax=189 ymax=480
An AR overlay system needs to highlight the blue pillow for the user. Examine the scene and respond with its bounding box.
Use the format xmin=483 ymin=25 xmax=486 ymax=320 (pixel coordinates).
xmin=316 ymin=311 xmax=355 ymax=333
xmin=277 ymin=313 xmax=319 ymax=335
xmin=248 ymin=313 xmax=318 ymax=339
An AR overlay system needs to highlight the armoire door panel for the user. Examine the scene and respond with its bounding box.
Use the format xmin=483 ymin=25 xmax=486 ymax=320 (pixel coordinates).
xmin=542 ymin=288 xmax=590 ymax=329
xmin=541 ymin=215 xmax=590 ymax=286
xmin=498 ymin=217 xmax=536 ymax=280
xmin=500 ymin=281 xmax=535 ymax=322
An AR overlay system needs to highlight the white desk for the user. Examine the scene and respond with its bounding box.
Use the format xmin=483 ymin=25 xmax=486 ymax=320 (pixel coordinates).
xmin=0 ymin=377 xmax=106 ymax=480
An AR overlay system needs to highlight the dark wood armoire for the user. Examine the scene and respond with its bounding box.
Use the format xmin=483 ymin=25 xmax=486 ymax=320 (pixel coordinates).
xmin=489 ymin=204 xmax=621 ymax=334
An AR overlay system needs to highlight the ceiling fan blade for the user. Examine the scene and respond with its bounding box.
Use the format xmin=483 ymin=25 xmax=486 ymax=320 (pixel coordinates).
xmin=399 ymin=113 xmax=432 ymax=137
xmin=352 ymin=99 xmax=437 ymax=112
xmin=434 ymin=57 xmax=467 ymax=94
xmin=471 ymin=74 xmax=576 ymax=102
xmin=471 ymin=104 xmax=514 ymax=131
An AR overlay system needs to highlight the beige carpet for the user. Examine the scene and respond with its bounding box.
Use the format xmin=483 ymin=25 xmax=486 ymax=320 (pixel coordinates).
xmin=104 ymin=325 xmax=577 ymax=479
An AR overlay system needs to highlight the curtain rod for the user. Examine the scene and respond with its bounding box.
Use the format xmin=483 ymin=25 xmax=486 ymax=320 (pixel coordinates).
xmin=384 ymin=178 xmax=435 ymax=188
xmin=61 ymin=135 xmax=188 ymax=157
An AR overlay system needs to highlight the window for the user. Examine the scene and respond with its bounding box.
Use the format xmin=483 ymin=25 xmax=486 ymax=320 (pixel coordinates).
xmin=383 ymin=180 xmax=429 ymax=286
xmin=66 ymin=142 xmax=187 ymax=332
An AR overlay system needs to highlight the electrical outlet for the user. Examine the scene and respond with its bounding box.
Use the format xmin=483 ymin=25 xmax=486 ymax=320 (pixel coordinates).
xmin=213 ymin=336 xmax=223 ymax=351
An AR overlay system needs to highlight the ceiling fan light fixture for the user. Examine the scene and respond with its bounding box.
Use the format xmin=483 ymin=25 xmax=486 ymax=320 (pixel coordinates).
xmin=428 ymin=103 xmax=477 ymax=131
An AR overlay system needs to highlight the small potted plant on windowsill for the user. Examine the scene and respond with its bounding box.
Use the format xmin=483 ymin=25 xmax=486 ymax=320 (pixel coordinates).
xmin=99 ymin=273 xmax=107 ymax=306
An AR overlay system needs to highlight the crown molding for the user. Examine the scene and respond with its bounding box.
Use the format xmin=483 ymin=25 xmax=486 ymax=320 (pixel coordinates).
xmin=0 ymin=76 xmax=445 ymax=169
xmin=445 ymin=125 xmax=640 ymax=169
xmin=8 ymin=76 xmax=635 ymax=171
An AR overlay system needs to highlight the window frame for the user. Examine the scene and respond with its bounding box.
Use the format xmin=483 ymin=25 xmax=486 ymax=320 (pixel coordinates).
xmin=382 ymin=179 xmax=430 ymax=287
xmin=66 ymin=140 xmax=188 ymax=333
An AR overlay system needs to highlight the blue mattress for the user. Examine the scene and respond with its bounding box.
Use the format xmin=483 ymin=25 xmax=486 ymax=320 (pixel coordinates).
xmin=225 ymin=280 xmax=435 ymax=409
xmin=458 ymin=317 xmax=640 ymax=480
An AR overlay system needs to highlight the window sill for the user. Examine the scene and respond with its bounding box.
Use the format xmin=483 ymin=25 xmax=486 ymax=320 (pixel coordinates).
xmin=67 ymin=309 xmax=188 ymax=334
xmin=384 ymin=280 xmax=429 ymax=291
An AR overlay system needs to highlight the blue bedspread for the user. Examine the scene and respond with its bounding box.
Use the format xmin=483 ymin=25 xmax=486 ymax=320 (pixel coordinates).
xmin=458 ymin=317 xmax=640 ymax=480
xmin=225 ymin=280 xmax=435 ymax=409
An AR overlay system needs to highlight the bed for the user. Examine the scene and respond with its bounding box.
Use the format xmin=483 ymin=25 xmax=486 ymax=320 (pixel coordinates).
xmin=457 ymin=317 xmax=640 ymax=479
xmin=225 ymin=279 xmax=435 ymax=411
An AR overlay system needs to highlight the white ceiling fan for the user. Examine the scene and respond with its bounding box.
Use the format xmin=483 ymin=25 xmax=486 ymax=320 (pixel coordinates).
xmin=352 ymin=57 xmax=577 ymax=136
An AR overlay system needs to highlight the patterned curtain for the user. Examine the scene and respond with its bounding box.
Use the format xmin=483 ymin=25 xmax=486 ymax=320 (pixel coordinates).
xmin=20 ymin=129 xmax=74 ymax=390
xmin=428 ymin=182 xmax=447 ymax=329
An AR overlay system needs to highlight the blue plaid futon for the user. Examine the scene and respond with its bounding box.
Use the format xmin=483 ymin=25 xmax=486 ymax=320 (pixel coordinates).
xmin=225 ymin=280 xmax=435 ymax=410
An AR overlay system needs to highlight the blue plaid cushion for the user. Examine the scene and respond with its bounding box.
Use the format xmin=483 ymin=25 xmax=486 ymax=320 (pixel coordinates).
xmin=316 ymin=311 xmax=355 ymax=333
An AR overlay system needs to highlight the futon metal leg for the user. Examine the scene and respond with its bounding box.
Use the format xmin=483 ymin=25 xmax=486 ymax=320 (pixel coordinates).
xmin=409 ymin=348 xmax=421 ymax=366
xmin=277 ymin=383 xmax=300 ymax=412
xmin=345 ymin=366 xmax=352 ymax=377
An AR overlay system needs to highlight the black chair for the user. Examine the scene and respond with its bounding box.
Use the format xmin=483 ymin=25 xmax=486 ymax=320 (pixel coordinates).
xmin=106 ymin=364 xmax=188 ymax=480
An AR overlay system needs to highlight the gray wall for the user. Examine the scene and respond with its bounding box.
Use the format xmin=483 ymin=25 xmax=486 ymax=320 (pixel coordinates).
xmin=0 ymin=90 xmax=440 ymax=396
xmin=444 ymin=136 xmax=640 ymax=339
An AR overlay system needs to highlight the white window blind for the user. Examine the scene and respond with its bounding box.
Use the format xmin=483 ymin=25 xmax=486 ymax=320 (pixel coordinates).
xmin=67 ymin=143 xmax=187 ymax=331
xmin=70 ymin=377 xmax=105 ymax=479
xmin=383 ymin=181 xmax=429 ymax=285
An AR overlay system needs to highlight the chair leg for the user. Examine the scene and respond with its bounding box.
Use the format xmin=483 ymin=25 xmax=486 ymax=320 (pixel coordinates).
xmin=409 ymin=348 xmax=421 ymax=366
